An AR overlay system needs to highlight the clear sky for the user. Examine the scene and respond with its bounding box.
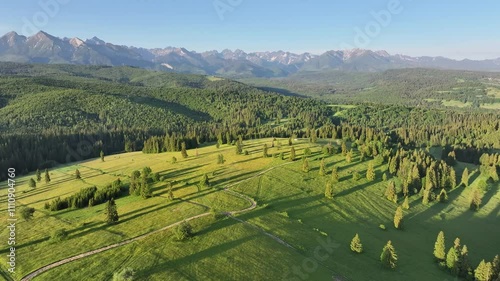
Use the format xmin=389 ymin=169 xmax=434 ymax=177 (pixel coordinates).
xmin=1 ymin=0 xmax=499 ymax=59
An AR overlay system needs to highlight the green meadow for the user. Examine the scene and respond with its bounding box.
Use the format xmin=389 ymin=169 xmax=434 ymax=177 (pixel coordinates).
xmin=0 ymin=138 xmax=498 ymax=281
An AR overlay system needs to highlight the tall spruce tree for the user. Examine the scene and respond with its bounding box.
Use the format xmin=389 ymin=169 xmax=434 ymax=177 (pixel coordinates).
xmin=350 ymin=234 xmax=363 ymax=253
xmin=433 ymin=231 xmax=446 ymax=261
xmin=366 ymin=162 xmax=376 ymax=181
xmin=289 ymin=147 xmax=296 ymax=162
xmin=44 ymin=169 xmax=51 ymax=184
xmin=325 ymin=182 xmax=334 ymax=199
xmin=393 ymin=206 xmax=404 ymax=229
xmin=319 ymin=159 xmax=326 ymax=176
xmin=475 ymin=260 xmax=493 ymax=281
xmin=461 ymin=167 xmax=470 ymax=187
xmin=181 ymin=142 xmax=188 ymax=158
xmin=380 ymin=240 xmax=398 ymax=269
xmin=302 ymin=158 xmax=310 ymax=173
xmin=331 ymin=166 xmax=339 ymax=183
xmin=36 ymin=169 xmax=42 ymax=182
xmin=28 ymin=178 xmax=36 ymax=188
xmin=446 ymin=246 xmax=459 ymax=275
xmin=105 ymin=198 xmax=119 ymax=224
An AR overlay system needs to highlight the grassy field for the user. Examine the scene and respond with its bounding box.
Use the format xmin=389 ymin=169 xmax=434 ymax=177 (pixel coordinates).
xmin=0 ymin=139 xmax=498 ymax=281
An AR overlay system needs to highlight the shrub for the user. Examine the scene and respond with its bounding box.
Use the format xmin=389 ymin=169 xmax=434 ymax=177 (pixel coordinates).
xmin=51 ymin=229 xmax=68 ymax=242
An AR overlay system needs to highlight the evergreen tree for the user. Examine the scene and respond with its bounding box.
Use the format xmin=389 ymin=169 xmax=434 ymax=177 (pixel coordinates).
xmin=380 ymin=240 xmax=398 ymax=269
xmin=105 ymin=198 xmax=119 ymax=224
xmin=470 ymin=187 xmax=482 ymax=211
xmin=325 ymin=182 xmax=334 ymax=199
xmin=200 ymin=174 xmax=210 ymax=188
xmin=28 ymin=178 xmax=36 ymax=188
xmin=459 ymin=245 xmax=471 ymax=278
xmin=382 ymin=172 xmax=388 ymax=181
xmin=75 ymin=169 xmax=81 ymax=179
xmin=402 ymin=196 xmax=410 ymax=210
xmin=262 ymin=144 xmax=269 ymax=158
xmin=461 ymin=167 xmax=469 ymax=187
xmin=36 ymin=169 xmax=42 ymax=182
xmin=352 ymin=171 xmax=360 ymax=181
xmin=446 ymin=247 xmax=459 ymax=275
xmin=393 ymin=206 xmax=404 ymax=229
xmin=350 ymin=233 xmax=363 ymax=253
xmin=492 ymin=255 xmax=500 ymax=278
xmin=331 ymin=166 xmax=339 ymax=183
xmin=389 ymin=157 xmax=398 ymax=175
xmin=341 ymin=141 xmax=348 ymax=156
xmin=438 ymin=188 xmax=448 ymax=203
xmin=44 ymin=169 xmax=51 ymax=184
xmin=166 ymin=182 xmax=174 ymax=201
xmin=100 ymin=150 xmax=105 ymax=162
xmin=302 ymin=158 xmax=310 ymax=173
xmin=366 ymin=162 xmax=376 ymax=181
xmin=433 ymin=231 xmax=446 ymax=261
xmin=385 ymin=181 xmax=396 ymax=202
xmin=235 ymin=140 xmax=243 ymax=155
xmin=475 ymin=260 xmax=493 ymax=281
xmin=140 ymin=176 xmax=152 ymax=198
xmin=181 ymin=142 xmax=188 ymax=158
xmin=20 ymin=206 xmax=35 ymax=220
xmin=217 ymin=154 xmax=225 ymax=164
xmin=346 ymin=150 xmax=353 ymax=163
xmin=289 ymin=147 xmax=296 ymax=161
xmin=319 ymin=159 xmax=326 ymax=176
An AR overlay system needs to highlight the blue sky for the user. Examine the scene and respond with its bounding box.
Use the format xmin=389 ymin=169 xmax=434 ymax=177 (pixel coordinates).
xmin=1 ymin=0 xmax=499 ymax=59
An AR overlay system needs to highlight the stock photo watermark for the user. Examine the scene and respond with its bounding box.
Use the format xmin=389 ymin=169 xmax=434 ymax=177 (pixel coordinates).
xmin=283 ymin=236 xmax=341 ymax=281
xmin=22 ymin=0 xmax=70 ymax=35
xmin=213 ymin=0 xmax=243 ymax=21
xmin=340 ymin=0 xmax=408 ymax=50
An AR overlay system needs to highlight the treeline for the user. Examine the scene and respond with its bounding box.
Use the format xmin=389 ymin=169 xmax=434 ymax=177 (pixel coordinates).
xmin=44 ymin=179 xmax=123 ymax=211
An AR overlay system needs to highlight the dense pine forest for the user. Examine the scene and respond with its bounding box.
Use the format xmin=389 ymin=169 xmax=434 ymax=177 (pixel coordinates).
xmin=1 ymin=63 xmax=499 ymax=181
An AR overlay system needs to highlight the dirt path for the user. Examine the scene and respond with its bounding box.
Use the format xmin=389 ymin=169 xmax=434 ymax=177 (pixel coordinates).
xmin=21 ymin=162 xmax=295 ymax=281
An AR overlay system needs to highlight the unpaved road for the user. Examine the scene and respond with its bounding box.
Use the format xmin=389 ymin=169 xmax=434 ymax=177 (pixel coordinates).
xmin=21 ymin=162 xmax=295 ymax=281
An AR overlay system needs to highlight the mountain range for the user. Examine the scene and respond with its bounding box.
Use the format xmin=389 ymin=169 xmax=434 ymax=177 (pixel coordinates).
xmin=2 ymin=31 xmax=500 ymax=78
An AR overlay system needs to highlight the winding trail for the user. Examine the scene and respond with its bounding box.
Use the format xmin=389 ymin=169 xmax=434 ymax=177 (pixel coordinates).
xmin=21 ymin=162 xmax=295 ymax=281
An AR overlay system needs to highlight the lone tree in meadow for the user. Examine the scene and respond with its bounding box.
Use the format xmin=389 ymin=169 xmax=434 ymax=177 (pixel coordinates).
xmin=331 ymin=166 xmax=339 ymax=183
xmin=166 ymin=182 xmax=174 ymax=201
xmin=366 ymin=162 xmax=376 ymax=181
xmin=75 ymin=169 xmax=81 ymax=179
xmin=235 ymin=140 xmax=243 ymax=155
xmin=433 ymin=231 xmax=446 ymax=261
xmin=319 ymin=159 xmax=326 ymax=176
xmin=140 ymin=175 xmax=152 ymax=198
xmin=380 ymin=240 xmax=398 ymax=269
xmin=461 ymin=167 xmax=469 ymax=187
xmin=100 ymin=150 xmax=105 ymax=162
xmin=181 ymin=142 xmax=188 ymax=158
xmin=289 ymin=147 xmax=296 ymax=161
xmin=28 ymin=178 xmax=36 ymax=188
xmin=470 ymin=187 xmax=482 ymax=211
xmin=105 ymin=198 xmax=119 ymax=224
xmin=393 ymin=206 xmax=404 ymax=229
xmin=263 ymin=144 xmax=269 ymax=158
xmin=217 ymin=154 xmax=225 ymax=164
xmin=200 ymin=174 xmax=210 ymax=188
xmin=20 ymin=207 xmax=35 ymax=221
xmin=36 ymin=169 xmax=42 ymax=182
xmin=350 ymin=234 xmax=363 ymax=253
xmin=44 ymin=169 xmax=51 ymax=184
xmin=175 ymin=221 xmax=194 ymax=241
xmin=324 ymin=182 xmax=334 ymax=199
xmin=385 ymin=181 xmax=396 ymax=202
xmin=302 ymin=157 xmax=310 ymax=173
